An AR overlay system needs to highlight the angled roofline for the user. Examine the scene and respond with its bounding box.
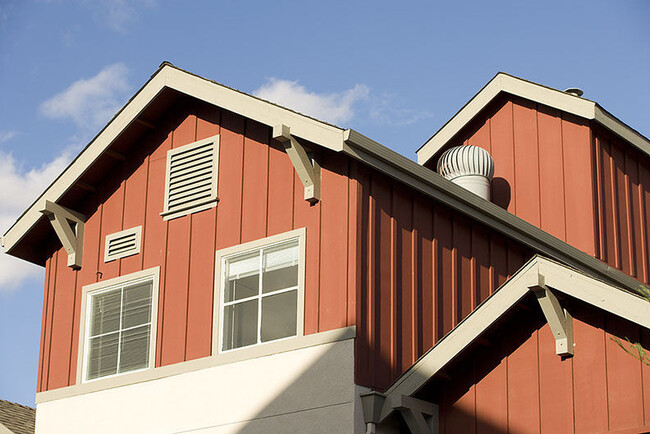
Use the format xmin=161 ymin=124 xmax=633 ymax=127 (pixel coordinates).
xmin=377 ymin=255 xmax=650 ymax=420
xmin=416 ymin=72 xmax=650 ymax=165
xmin=1 ymin=63 xmax=345 ymax=256
xmin=4 ymin=64 xmax=649 ymax=308
xmin=344 ymin=129 xmax=647 ymax=296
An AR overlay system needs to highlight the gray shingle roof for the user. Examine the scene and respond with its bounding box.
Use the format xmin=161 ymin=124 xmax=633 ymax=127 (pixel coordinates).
xmin=0 ymin=399 xmax=35 ymax=434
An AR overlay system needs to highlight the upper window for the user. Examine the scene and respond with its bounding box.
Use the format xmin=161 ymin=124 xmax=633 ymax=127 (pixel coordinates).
xmin=78 ymin=268 xmax=159 ymax=383
xmin=162 ymin=134 xmax=220 ymax=220
xmin=215 ymin=229 xmax=306 ymax=353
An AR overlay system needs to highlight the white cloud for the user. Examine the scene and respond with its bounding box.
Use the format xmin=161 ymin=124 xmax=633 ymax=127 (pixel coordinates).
xmin=254 ymin=78 xmax=370 ymax=126
xmin=369 ymin=93 xmax=435 ymax=127
xmin=40 ymin=63 xmax=130 ymax=131
xmin=0 ymin=151 xmax=73 ymax=291
xmin=0 ymin=131 xmax=18 ymax=144
xmin=97 ymin=0 xmax=154 ymax=33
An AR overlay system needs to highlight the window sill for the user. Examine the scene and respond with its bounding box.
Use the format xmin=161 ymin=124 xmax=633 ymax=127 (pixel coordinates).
xmin=36 ymin=326 xmax=355 ymax=404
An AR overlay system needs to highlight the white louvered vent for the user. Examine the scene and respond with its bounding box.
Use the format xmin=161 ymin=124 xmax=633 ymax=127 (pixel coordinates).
xmin=104 ymin=226 xmax=142 ymax=262
xmin=162 ymin=134 xmax=220 ymax=219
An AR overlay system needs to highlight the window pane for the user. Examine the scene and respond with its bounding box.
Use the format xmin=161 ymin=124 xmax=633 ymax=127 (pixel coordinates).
xmin=222 ymin=299 xmax=258 ymax=350
xmin=261 ymin=290 xmax=297 ymax=342
xmin=90 ymin=290 xmax=121 ymax=336
xmin=225 ymin=252 xmax=259 ymax=302
xmin=122 ymin=282 xmax=152 ymax=329
xmin=262 ymin=242 xmax=298 ymax=293
xmin=119 ymin=325 xmax=150 ymax=373
xmin=87 ymin=332 xmax=119 ymax=380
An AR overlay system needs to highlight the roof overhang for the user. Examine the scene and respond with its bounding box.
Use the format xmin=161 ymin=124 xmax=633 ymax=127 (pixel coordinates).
xmin=2 ymin=63 xmax=345 ymax=264
xmin=374 ymin=255 xmax=650 ymax=422
xmin=416 ymin=72 xmax=650 ymax=166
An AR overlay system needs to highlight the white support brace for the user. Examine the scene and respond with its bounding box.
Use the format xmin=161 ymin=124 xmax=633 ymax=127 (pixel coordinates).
xmin=40 ymin=200 xmax=86 ymax=269
xmin=393 ymin=395 xmax=439 ymax=434
xmin=361 ymin=391 xmax=439 ymax=434
xmin=527 ymin=271 xmax=574 ymax=356
xmin=272 ymin=124 xmax=321 ymax=203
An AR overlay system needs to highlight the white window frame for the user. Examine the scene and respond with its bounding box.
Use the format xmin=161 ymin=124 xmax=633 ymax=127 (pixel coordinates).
xmin=76 ymin=267 xmax=160 ymax=384
xmin=213 ymin=228 xmax=306 ymax=355
xmin=161 ymin=134 xmax=220 ymax=221
xmin=103 ymin=226 xmax=142 ymax=263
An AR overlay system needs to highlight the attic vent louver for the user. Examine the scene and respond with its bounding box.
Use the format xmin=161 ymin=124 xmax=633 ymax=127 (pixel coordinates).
xmin=437 ymin=145 xmax=495 ymax=201
xmin=104 ymin=226 xmax=142 ymax=262
xmin=162 ymin=135 xmax=220 ymax=220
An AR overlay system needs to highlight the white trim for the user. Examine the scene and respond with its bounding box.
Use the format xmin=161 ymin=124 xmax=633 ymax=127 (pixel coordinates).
xmin=416 ymin=72 xmax=650 ymax=165
xmin=213 ymin=228 xmax=307 ymax=355
xmin=103 ymin=226 xmax=142 ymax=263
xmin=161 ymin=134 xmax=220 ymax=220
xmin=76 ymin=267 xmax=160 ymax=385
xmin=2 ymin=64 xmax=344 ymax=258
xmin=382 ymin=255 xmax=650 ymax=409
xmin=38 ymin=325 xmax=355 ymax=404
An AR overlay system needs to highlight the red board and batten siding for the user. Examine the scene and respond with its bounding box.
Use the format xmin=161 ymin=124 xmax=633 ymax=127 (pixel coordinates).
xmin=434 ymin=95 xmax=650 ymax=286
xmin=353 ymin=164 xmax=532 ymax=391
xmin=437 ymin=302 xmax=650 ymax=434
xmin=37 ymin=100 xmax=359 ymax=391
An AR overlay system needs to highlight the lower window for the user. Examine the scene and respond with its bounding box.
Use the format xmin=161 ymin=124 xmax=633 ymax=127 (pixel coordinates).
xmin=79 ymin=268 xmax=159 ymax=382
xmin=216 ymin=229 xmax=305 ymax=352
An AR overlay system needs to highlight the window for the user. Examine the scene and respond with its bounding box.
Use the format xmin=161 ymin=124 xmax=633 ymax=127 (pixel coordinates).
xmin=215 ymin=229 xmax=305 ymax=353
xmin=162 ymin=134 xmax=220 ymax=220
xmin=78 ymin=268 xmax=159 ymax=383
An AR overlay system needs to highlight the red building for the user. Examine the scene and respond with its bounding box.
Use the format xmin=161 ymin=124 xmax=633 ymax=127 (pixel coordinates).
xmin=3 ymin=64 xmax=650 ymax=433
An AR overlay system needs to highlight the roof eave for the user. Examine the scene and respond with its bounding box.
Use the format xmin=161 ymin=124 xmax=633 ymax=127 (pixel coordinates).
xmin=2 ymin=64 xmax=345 ymax=263
xmin=416 ymin=72 xmax=650 ymax=166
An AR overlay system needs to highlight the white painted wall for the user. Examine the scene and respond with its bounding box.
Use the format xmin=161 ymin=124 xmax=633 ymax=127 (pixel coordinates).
xmin=36 ymin=339 xmax=364 ymax=433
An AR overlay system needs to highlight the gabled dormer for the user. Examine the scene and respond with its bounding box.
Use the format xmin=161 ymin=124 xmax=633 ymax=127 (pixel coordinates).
xmin=418 ymin=72 xmax=650 ymax=283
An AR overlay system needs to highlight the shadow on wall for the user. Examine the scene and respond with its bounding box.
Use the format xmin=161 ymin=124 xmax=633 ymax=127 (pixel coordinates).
xmin=491 ymin=177 xmax=511 ymax=210
xmin=176 ymin=293 xmax=650 ymax=434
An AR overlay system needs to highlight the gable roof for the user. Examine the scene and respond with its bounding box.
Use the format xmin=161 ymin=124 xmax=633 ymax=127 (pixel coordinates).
xmin=375 ymin=255 xmax=650 ymax=421
xmin=1 ymin=62 xmax=346 ymax=262
xmin=416 ymin=72 xmax=650 ymax=166
xmin=2 ymin=65 xmax=648 ymax=309
xmin=0 ymin=400 xmax=35 ymax=434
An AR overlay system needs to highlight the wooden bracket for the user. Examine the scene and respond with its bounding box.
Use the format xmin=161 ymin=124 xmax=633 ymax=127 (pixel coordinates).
xmin=528 ymin=272 xmax=574 ymax=356
xmin=272 ymin=124 xmax=321 ymax=203
xmin=393 ymin=395 xmax=439 ymax=434
xmin=362 ymin=391 xmax=439 ymax=434
xmin=40 ymin=200 xmax=86 ymax=269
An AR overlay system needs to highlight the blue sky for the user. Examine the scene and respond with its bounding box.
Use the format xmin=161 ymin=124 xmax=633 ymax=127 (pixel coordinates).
xmin=0 ymin=0 xmax=648 ymax=406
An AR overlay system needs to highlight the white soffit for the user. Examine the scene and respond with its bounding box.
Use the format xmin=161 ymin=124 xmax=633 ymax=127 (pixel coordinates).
xmin=384 ymin=255 xmax=650 ymax=403
xmin=2 ymin=64 xmax=345 ymax=256
xmin=416 ymin=73 xmax=650 ymax=165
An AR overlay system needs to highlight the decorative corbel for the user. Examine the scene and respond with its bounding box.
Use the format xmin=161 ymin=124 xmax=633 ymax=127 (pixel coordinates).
xmin=40 ymin=200 xmax=86 ymax=269
xmin=393 ymin=395 xmax=439 ymax=434
xmin=272 ymin=124 xmax=321 ymax=203
xmin=361 ymin=392 xmax=439 ymax=434
xmin=527 ymin=271 xmax=574 ymax=356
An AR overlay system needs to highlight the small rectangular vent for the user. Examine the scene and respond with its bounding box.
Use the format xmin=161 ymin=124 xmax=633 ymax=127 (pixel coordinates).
xmin=104 ymin=226 xmax=142 ymax=263
xmin=163 ymin=135 xmax=220 ymax=219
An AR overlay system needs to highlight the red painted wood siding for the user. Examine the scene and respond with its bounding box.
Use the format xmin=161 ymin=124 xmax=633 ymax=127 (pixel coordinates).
xmin=594 ymin=126 xmax=650 ymax=284
xmin=353 ymin=163 xmax=532 ymax=390
xmin=432 ymin=95 xmax=650 ymax=286
xmin=436 ymin=301 xmax=650 ymax=434
xmin=37 ymin=100 xmax=358 ymax=391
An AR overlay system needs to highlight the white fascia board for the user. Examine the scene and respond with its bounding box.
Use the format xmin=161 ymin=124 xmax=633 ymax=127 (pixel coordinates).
xmin=3 ymin=65 xmax=345 ymax=257
xmin=1 ymin=70 xmax=167 ymax=255
xmin=383 ymin=255 xmax=650 ymax=404
xmin=163 ymin=67 xmax=345 ymax=152
xmin=416 ymin=73 xmax=650 ymax=165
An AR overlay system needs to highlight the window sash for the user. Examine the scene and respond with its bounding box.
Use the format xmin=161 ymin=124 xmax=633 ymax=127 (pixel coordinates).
xmin=220 ymin=239 xmax=300 ymax=351
xmin=85 ymin=278 xmax=153 ymax=381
